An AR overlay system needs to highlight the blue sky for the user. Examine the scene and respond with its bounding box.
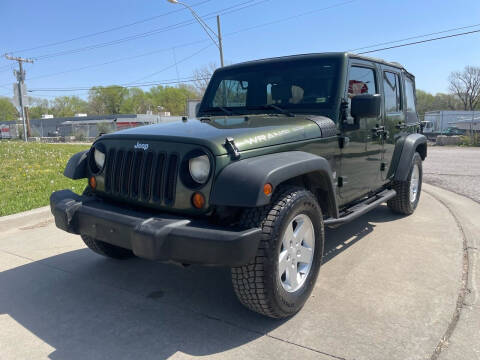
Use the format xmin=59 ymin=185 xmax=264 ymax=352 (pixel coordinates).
xmin=0 ymin=0 xmax=479 ymax=100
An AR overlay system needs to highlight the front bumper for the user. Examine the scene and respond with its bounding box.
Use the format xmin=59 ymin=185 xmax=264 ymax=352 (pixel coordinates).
xmin=50 ymin=190 xmax=261 ymax=266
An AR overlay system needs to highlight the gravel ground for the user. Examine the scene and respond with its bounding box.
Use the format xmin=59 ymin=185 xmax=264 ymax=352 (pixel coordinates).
xmin=423 ymin=146 xmax=480 ymax=203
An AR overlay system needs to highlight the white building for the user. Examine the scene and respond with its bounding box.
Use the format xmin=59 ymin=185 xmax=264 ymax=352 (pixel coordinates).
xmin=423 ymin=111 xmax=479 ymax=133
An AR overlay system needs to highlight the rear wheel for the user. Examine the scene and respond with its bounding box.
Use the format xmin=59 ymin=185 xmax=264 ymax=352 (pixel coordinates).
xmin=388 ymin=152 xmax=423 ymax=215
xmin=231 ymin=186 xmax=324 ymax=318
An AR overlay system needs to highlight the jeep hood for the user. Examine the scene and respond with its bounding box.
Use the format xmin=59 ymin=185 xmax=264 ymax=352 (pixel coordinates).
xmin=101 ymin=115 xmax=322 ymax=156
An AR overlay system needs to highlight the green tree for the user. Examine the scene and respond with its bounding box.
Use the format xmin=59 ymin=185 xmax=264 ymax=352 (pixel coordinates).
xmin=28 ymin=97 xmax=50 ymax=119
xmin=448 ymin=66 xmax=480 ymax=110
xmin=120 ymin=88 xmax=152 ymax=114
xmin=50 ymin=96 xmax=88 ymax=117
xmin=432 ymin=93 xmax=462 ymax=111
xmin=88 ymin=86 xmax=128 ymax=115
xmin=0 ymin=97 xmax=18 ymax=121
xmin=416 ymin=90 xmax=435 ymax=116
xmin=147 ymin=85 xmax=197 ymax=115
xmin=416 ymin=90 xmax=463 ymax=117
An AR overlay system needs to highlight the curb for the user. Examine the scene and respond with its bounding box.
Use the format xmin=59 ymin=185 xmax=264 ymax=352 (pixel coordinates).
xmin=0 ymin=206 xmax=52 ymax=233
xmin=423 ymin=184 xmax=479 ymax=359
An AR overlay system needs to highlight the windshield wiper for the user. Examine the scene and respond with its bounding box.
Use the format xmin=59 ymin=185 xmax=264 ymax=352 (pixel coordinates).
xmin=263 ymin=104 xmax=295 ymax=117
xmin=218 ymin=106 xmax=234 ymax=116
xmin=202 ymin=106 xmax=238 ymax=116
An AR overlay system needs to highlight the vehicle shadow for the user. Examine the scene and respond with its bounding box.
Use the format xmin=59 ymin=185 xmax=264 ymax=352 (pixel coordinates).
xmin=0 ymin=204 xmax=403 ymax=359
xmin=323 ymin=204 xmax=403 ymax=262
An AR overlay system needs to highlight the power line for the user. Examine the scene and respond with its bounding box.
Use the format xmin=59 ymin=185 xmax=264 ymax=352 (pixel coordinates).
xmin=125 ymin=44 xmax=213 ymax=84
xmin=4 ymin=0 xmax=212 ymax=55
xmin=25 ymin=40 xmax=210 ymax=82
xmin=358 ymin=29 xmax=480 ymax=54
xmin=27 ymin=43 xmax=212 ymax=90
xmin=27 ymin=27 xmax=480 ymax=95
xmin=7 ymin=0 xmax=355 ymax=83
xmin=29 ymin=0 xmax=268 ymax=60
xmin=28 ymin=76 xmax=210 ymax=92
xmin=224 ymin=0 xmax=358 ymax=38
xmin=349 ymin=23 xmax=480 ymax=52
xmin=16 ymin=2 xmax=480 ymax=99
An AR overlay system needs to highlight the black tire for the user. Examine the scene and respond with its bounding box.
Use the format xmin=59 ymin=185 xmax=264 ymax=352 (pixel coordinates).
xmin=231 ymin=186 xmax=324 ymax=318
xmin=388 ymin=152 xmax=423 ymax=215
xmin=80 ymin=187 xmax=134 ymax=259
xmin=81 ymin=235 xmax=134 ymax=259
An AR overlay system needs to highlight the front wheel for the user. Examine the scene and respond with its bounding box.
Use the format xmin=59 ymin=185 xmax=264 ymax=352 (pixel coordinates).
xmin=231 ymin=187 xmax=324 ymax=318
xmin=81 ymin=235 xmax=134 ymax=259
xmin=388 ymin=152 xmax=423 ymax=215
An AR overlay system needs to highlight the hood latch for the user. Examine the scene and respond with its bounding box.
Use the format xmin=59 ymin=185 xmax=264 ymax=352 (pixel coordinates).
xmin=224 ymin=137 xmax=241 ymax=160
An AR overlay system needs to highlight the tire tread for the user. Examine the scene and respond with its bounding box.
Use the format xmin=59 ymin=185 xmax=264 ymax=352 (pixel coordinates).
xmin=231 ymin=186 xmax=322 ymax=318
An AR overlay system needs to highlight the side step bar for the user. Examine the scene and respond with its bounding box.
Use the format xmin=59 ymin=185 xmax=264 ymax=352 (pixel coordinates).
xmin=324 ymin=189 xmax=397 ymax=228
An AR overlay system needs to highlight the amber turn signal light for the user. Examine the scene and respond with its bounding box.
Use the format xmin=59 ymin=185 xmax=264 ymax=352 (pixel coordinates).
xmin=192 ymin=192 xmax=205 ymax=209
xmin=89 ymin=176 xmax=97 ymax=189
xmin=263 ymin=183 xmax=273 ymax=196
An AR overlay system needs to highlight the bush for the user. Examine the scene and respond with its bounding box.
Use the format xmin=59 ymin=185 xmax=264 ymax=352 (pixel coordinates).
xmin=459 ymin=132 xmax=480 ymax=147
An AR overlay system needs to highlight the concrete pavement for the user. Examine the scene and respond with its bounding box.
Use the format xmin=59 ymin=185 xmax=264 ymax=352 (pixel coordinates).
xmin=0 ymin=185 xmax=477 ymax=360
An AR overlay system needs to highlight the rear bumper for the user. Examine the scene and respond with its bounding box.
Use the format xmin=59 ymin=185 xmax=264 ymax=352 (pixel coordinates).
xmin=50 ymin=190 xmax=261 ymax=266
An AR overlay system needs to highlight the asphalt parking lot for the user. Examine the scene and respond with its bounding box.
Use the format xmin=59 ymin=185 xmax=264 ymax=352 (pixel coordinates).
xmin=0 ymin=182 xmax=478 ymax=360
xmin=423 ymin=146 xmax=480 ymax=203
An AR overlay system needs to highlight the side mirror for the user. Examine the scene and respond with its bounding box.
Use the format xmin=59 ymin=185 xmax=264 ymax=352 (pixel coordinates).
xmin=351 ymin=93 xmax=382 ymax=120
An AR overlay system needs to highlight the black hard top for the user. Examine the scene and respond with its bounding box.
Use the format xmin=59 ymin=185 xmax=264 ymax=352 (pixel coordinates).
xmin=220 ymin=52 xmax=411 ymax=75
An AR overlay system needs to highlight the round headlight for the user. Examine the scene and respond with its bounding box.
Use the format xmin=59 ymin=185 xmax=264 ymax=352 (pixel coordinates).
xmin=189 ymin=155 xmax=210 ymax=184
xmin=94 ymin=148 xmax=105 ymax=171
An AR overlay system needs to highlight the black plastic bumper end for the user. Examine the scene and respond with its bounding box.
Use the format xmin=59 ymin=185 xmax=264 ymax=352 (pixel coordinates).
xmin=50 ymin=190 xmax=262 ymax=266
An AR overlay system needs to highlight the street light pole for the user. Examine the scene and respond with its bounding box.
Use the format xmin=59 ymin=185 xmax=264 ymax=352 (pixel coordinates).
xmin=166 ymin=0 xmax=224 ymax=67
xmin=216 ymin=15 xmax=224 ymax=68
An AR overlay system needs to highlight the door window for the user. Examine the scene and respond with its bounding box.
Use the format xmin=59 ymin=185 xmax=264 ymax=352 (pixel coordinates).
xmin=383 ymin=72 xmax=402 ymax=113
xmin=348 ymin=66 xmax=377 ymax=97
xmin=347 ymin=66 xmax=377 ymax=119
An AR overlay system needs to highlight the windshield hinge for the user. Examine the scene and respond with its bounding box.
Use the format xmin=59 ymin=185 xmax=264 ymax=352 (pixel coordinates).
xmin=224 ymin=137 xmax=241 ymax=160
xmin=340 ymin=99 xmax=349 ymax=122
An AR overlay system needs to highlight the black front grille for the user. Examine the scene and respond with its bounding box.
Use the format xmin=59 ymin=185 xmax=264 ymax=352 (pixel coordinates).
xmin=104 ymin=148 xmax=179 ymax=205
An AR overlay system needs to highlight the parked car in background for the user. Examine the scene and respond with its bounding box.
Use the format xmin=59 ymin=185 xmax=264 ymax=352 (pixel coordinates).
xmin=442 ymin=127 xmax=466 ymax=136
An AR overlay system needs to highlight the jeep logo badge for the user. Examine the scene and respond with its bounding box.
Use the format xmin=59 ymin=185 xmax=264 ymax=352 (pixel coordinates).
xmin=134 ymin=142 xmax=149 ymax=150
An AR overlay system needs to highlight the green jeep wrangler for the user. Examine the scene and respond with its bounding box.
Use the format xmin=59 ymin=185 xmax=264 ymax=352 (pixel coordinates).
xmin=51 ymin=52 xmax=427 ymax=318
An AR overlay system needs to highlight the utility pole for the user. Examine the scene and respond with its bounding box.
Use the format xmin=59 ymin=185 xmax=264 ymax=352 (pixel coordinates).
xmin=5 ymin=54 xmax=34 ymax=141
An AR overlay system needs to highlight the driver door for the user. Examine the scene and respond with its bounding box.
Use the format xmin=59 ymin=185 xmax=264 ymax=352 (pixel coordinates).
xmin=339 ymin=60 xmax=383 ymax=205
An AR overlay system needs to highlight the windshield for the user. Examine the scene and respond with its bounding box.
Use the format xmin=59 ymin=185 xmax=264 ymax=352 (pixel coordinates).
xmin=199 ymin=57 xmax=340 ymax=116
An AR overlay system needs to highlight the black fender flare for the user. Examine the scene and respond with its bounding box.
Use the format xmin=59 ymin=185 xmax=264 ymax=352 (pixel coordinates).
xmin=394 ymin=133 xmax=427 ymax=181
xmin=210 ymin=151 xmax=338 ymax=217
xmin=64 ymin=150 xmax=89 ymax=180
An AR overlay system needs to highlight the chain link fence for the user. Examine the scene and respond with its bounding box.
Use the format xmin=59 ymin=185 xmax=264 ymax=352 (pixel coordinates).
xmin=1 ymin=115 xmax=181 ymax=142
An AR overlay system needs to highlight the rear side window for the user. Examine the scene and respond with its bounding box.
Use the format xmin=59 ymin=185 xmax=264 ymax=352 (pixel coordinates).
xmin=404 ymin=77 xmax=418 ymax=123
xmin=383 ymin=72 xmax=402 ymax=112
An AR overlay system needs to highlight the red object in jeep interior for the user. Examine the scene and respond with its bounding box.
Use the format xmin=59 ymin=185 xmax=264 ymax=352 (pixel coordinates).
xmin=348 ymin=80 xmax=369 ymax=95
